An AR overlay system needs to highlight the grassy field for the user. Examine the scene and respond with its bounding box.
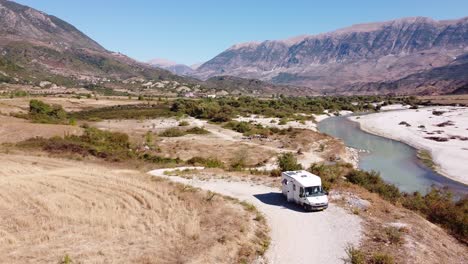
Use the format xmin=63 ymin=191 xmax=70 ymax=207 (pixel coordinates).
xmin=0 ymin=154 xmax=268 ymax=264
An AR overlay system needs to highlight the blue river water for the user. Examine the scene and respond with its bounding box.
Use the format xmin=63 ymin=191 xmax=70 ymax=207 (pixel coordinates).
xmin=318 ymin=116 xmax=468 ymax=195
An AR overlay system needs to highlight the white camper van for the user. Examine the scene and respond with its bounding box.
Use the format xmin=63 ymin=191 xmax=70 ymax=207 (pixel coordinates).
xmin=281 ymin=170 xmax=328 ymax=211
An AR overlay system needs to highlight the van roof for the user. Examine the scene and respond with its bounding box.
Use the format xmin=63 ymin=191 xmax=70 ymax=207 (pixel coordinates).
xmin=282 ymin=170 xmax=322 ymax=187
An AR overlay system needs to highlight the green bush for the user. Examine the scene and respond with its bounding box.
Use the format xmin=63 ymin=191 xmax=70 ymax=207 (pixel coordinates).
xmin=370 ymin=252 xmax=394 ymax=264
xmin=28 ymin=99 xmax=68 ymax=124
xmin=346 ymin=170 xmax=401 ymax=203
xmin=18 ymin=127 xmax=132 ymax=161
xmin=139 ymin=153 xmax=181 ymax=165
xmin=403 ymin=189 xmax=468 ymax=243
xmin=171 ymin=96 xmax=409 ymax=122
xmin=187 ymin=156 xmax=224 ymax=168
xmin=344 ymin=246 xmax=365 ymax=264
xmin=71 ymin=104 xmax=173 ymax=120
xmin=277 ymin=153 xmax=303 ymax=172
xmin=159 ymin=128 xmax=186 ymax=137
xmin=186 ymin=127 xmax=210 ymax=135
xmin=384 ymin=227 xmax=403 ymax=244
xmin=309 ymin=163 xmax=346 ymax=191
xmin=178 ymin=120 xmax=189 ymax=126
xmin=224 ymin=121 xmax=253 ymax=134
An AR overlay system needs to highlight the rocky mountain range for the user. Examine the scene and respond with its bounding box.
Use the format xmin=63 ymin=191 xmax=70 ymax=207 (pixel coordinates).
xmin=0 ymin=0 xmax=290 ymax=96
xmin=194 ymin=17 xmax=468 ymax=95
xmin=0 ymin=0 xmax=187 ymax=90
xmin=1 ymin=0 xmax=466 ymax=96
xmin=148 ymin=58 xmax=195 ymax=76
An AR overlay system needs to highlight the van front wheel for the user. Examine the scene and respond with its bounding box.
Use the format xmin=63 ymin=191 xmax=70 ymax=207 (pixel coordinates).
xmin=303 ymin=204 xmax=310 ymax=211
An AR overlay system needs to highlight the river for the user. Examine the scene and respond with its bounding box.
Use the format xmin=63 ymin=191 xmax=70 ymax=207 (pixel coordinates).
xmin=318 ymin=116 xmax=468 ymax=195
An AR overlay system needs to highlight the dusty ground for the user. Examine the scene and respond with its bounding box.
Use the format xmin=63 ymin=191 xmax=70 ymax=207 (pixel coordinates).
xmin=150 ymin=168 xmax=363 ymax=264
xmin=93 ymin=118 xmax=277 ymax=166
xmin=332 ymin=184 xmax=468 ymax=264
xmin=92 ymin=117 xmax=347 ymax=168
xmin=0 ymin=97 xmax=139 ymax=115
xmin=0 ymin=154 xmax=267 ymax=264
xmin=419 ymin=94 xmax=468 ymax=105
xmin=0 ymin=116 xmax=82 ymax=144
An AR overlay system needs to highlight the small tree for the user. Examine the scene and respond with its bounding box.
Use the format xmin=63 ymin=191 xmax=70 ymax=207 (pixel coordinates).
xmin=278 ymin=153 xmax=303 ymax=171
xmin=29 ymin=99 xmax=51 ymax=115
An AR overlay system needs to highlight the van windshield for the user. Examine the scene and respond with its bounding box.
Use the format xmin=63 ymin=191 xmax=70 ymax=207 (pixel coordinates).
xmin=304 ymin=186 xmax=324 ymax=197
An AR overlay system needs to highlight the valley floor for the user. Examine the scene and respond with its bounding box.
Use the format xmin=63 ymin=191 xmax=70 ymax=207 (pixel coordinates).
xmin=350 ymin=106 xmax=468 ymax=185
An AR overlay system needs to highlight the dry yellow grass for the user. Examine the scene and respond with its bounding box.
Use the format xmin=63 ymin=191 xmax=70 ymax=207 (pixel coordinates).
xmin=0 ymin=154 xmax=266 ymax=264
xmin=418 ymin=94 xmax=468 ymax=105
xmin=0 ymin=116 xmax=83 ymax=144
xmin=0 ymin=97 xmax=139 ymax=115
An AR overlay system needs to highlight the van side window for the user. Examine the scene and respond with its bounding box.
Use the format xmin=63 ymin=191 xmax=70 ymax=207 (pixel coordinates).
xmin=300 ymin=187 xmax=304 ymax=196
xmin=293 ymin=184 xmax=296 ymax=191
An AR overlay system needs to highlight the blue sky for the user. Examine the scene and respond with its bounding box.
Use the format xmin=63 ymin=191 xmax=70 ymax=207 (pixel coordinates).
xmin=14 ymin=0 xmax=468 ymax=65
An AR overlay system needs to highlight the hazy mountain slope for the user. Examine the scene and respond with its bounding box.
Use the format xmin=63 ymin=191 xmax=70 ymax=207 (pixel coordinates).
xmin=0 ymin=0 xmax=185 ymax=88
xmin=0 ymin=0 xmax=104 ymax=51
xmin=148 ymin=59 xmax=194 ymax=76
xmin=0 ymin=0 xmax=288 ymax=96
xmin=195 ymin=17 xmax=468 ymax=94
xmin=340 ymin=53 xmax=468 ymax=95
xmin=203 ymin=76 xmax=310 ymax=96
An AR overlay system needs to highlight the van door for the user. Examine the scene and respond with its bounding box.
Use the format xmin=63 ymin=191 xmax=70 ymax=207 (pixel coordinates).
xmin=286 ymin=181 xmax=294 ymax=202
xmin=287 ymin=183 xmax=295 ymax=202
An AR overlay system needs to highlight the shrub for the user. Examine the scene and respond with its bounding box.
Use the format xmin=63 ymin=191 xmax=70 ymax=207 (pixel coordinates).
xmin=344 ymin=245 xmax=365 ymax=264
xmin=159 ymin=128 xmax=186 ymax=137
xmin=224 ymin=121 xmax=253 ymax=134
xmin=178 ymin=120 xmax=190 ymax=126
xmin=71 ymin=104 xmax=173 ymax=120
xmin=230 ymin=150 xmax=247 ymax=171
xmin=61 ymin=254 xmax=73 ymax=264
xmin=186 ymin=127 xmax=210 ymax=135
xmin=403 ymin=189 xmax=468 ymax=243
xmin=370 ymin=252 xmax=394 ymax=264
xmin=277 ymin=153 xmax=303 ymax=172
xmin=68 ymin=117 xmax=77 ymax=126
xmin=384 ymin=227 xmax=403 ymax=244
xmin=309 ymin=163 xmax=346 ymax=191
xmin=28 ymin=99 xmax=68 ymax=124
xmin=346 ymin=170 xmax=401 ymax=203
xmin=140 ymin=153 xmax=181 ymax=165
xmin=187 ymin=156 xmax=224 ymax=168
xmin=269 ymin=169 xmax=282 ymax=177
xmin=18 ymin=127 xmax=132 ymax=161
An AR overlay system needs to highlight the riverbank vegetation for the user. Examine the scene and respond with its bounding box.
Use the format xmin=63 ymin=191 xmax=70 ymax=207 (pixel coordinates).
xmin=170 ymin=96 xmax=421 ymax=122
xmin=308 ymin=162 xmax=467 ymax=244
xmin=11 ymin=95 xmax=422 ymax=125
xmin=416 ymin=150 xmax=436 ymax=170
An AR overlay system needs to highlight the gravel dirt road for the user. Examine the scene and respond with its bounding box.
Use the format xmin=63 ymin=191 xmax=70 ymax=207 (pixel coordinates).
xmin=149 ymin=168 xmax=363 ymax=264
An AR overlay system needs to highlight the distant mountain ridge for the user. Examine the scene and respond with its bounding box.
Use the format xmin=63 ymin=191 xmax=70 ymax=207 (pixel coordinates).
xmin=194 ymin=16 xmax=468 ymax=95
xmin=0 ymin=0 xmax=187 ymax=90
xmin=0 ymin=0 xmax=104 ymax=51
xmin=147 ymin=58 xmax=195 ymax=76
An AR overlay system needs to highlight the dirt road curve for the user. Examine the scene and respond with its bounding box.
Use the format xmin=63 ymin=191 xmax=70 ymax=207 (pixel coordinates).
xmin=149 ymin=168 xmax=363 ymax=264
